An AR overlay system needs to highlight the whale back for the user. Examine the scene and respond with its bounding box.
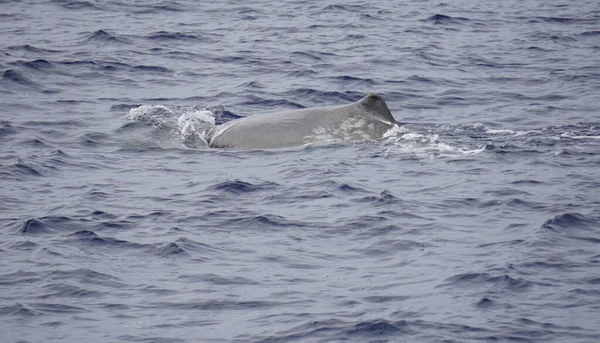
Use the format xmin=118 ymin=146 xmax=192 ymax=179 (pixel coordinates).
xmin=206 ymin=93 xmax=397 ymax=149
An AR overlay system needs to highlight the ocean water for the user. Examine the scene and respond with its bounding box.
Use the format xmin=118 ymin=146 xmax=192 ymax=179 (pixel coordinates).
xmin=2 ymin=0 xmax=600 ymax=342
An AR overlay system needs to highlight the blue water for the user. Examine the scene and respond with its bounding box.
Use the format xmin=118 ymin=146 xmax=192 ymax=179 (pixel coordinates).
xmin=2 ymin=1 xmax=600 ymax=342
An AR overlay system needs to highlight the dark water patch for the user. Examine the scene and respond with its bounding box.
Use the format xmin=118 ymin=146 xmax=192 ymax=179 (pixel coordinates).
xmin=32 ymin=303 xmax=85 ymax=314
xmin=179 ymin=273 xmax=259 ymax=285
xmin=9 ymin=240 xmax=39 ymax=251
xmin=569 ymin=288 xmax=600 ymax=296
xmin=330 ymin=75 xmax=375 ymax=85
xmin=18 ymin=218 xmax=54 ymax=234
xmin=0 ymin=303 xmax=41 ymax=317
xmin=478 ymin=239 xmax=525 ymax=249
xmin=6 ymin=159 xmax=61 ymax=179
xmin=208 ymin=179 xmax=280 ymax=195
xmin=126 ymin=211 xmax=171 ymax=220
xmin=427 ymin=14 xmax=470 ymax=24
xmin=507 ymin=198 xmax=547 ymax=210
xmin=147 ymin=31 xmax=200 ymax=41
xmin=0 ymin=271 xmax=40 ymax=286
xmin=78 ymin=132 xmax=111 ymax=147
xmin=322 ymin=4 xmax=367 ymax=12
xmin=58 ymin=60 xmax=97 ymax=67
xmin=1 ymin=69 xmax=41 ymax=88
xmin=344 ymin=215 xmax=389 ymax=231
xmin=542 ymin=213 xmax=600 ymax=243
xmin=0 ymin=120 xmax=17 ymax=136
xmin=532 ymin=16 xmax=592 ymax=24
xmin=8 ymin=44 xmax=61 ymax=54
xmin=68 ymin=230 xmax=143 ymax=249
xmin=359 ymin=13 xmax=383 ymax=21
xmin=91 ymin=210 xmax=117 ymax=219
xmin=407 ymin=75 xmax=441 ymax=85
xmin=441 ymin=272 xmax=533 ymax=292
xmin=139 ymin=285 xmax=179 ymax=296
xmin=263 ymin=319 xmax=344 ymax=342
xmin=48 ymin=268 xmax=124 ymax=287
xmin=352 ymin=238 xmax=423 ymax=257
xmin=263 ymin=319 xmax=413 ymax=342
xmin=543 ymin=213 xmax=597 ymax=231
xmin=19 ymin=216 xmax=92 ymax=235
xmin=170 ymin=237 xmax=218 ymax=260
xmin=530 ymin=32 xmax=578 ymax=43
xmin=131 ymin=65 xmax=172 ymax=74
xmin=133 ymin=2 xmax=186 ymax=14
xmin=363 ymin=224 xmax=403 ymax=237
xmin=21 ymin=59 xmax=54 ymax=70
xmin=511 ymin=179 xmax=543 ymax=185
xmin=40 ymin=320 xmax=65 ymax=327
xmin=213 ymin=55 xmax=250 ymax=64
xmin=222 ymin=214 xmax=307 ymax=230
xmin=150 ymin=242 xmax=187 ymax=257
xmin=581 ymin=30 xmax=600 ymax=36
xmin=526 ymin=46 xmax=554 ymax=52
xmin=116 ymin=335 xmax=186 ymax=343
xmin=475 ymin=297 xmax=494 ymax=308
xmin=337 ymin=182 xmax=369 ymax=194
xmin=52 ymin=0 xmax=103 ymax=10
xmin=235 ymin=7 xmax=262 ymax=20
xmin=102 ymin=303 xmax=130 ymax=311
xmin=23 ymin=119 xmax=85 ymax=128
xmin=237 ymin=80 xmax=265 ymax=89
xmin=518 ymin=259 xmax=578 ymax=271
xmin=362 ymin=295 xmax=410 ymax=304
xmin=21 ymin=137 xmax=53 ymax=148
xmin=355 ymin=190 xmax=402 ymax=205
xmin=286 ymin=69 xmax=318 ymax=78
xmin=266 ymin=190 xmax=333 ymax=203
xmin=86 ymin=30 xmax=127 ymax=43
xmin=117 ymin=336 xmax=186 ymax=343
xmin=346 ymin=320 xmax=410 ymax=336
xmin=55 ymin=99 xmax=96 ymax=105
xmin=344 ymin=33 xmax=366 ymax=40
xmin=436 ymin=96 xmax=466 ymax=106
xmin=94 ymin=219 xmax=136 ymax=230
xmin=146 ymin=299 xmax=277 ymax=311
xmin=291 ymin=51 xmax=323 ymax=61
xmin=483 ymin=187 xmax=531 ymax=197
xmin=37 ymin=283 xmax=102 ymax=299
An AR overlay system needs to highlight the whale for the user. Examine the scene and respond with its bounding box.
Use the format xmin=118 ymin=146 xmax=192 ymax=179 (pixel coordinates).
xmin=205 ymin=93 xmax=398 ymax=149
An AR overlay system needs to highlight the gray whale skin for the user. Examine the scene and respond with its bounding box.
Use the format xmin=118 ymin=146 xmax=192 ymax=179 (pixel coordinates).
xmin=205 ymin=93 xmax=398 ymax=149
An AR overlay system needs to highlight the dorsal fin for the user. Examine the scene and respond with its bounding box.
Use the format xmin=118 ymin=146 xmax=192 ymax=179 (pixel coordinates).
xmin=358 ymin=93 xmax=396 ymax=124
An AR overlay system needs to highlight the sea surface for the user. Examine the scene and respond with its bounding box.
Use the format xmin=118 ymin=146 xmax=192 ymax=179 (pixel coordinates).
xmin=2 ymin=1 xmax=600 ymax=342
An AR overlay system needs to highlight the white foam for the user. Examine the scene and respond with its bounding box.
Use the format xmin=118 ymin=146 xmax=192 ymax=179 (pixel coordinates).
xmin=125 ymin=104 xmax=217 ymax=148
xmin=514 ymin=130 xmax=540 ymax=137
xmin=177 ymin=110 xmax=215 ymax=129
xmin=486 ymin=128 xmax=515 ymax=135
xmin=383 ymin=125 xmax=485 ymax=158
xmin=177 ymin=110 xmax=215 ymax=147
xmin=560 ymin=132 xmax=600 ymax=140
xmin=383 ymin=124 xmax=408 ymax=138
xmin=126 ymin=104 xmax=171 ymax=120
